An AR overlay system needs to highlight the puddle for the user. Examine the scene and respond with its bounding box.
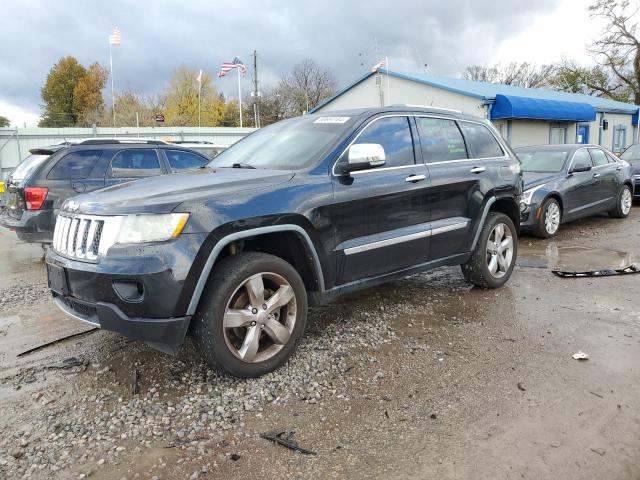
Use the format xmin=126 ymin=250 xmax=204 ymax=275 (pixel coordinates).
xmin=518 ymin=244 xmax=640 ymax=271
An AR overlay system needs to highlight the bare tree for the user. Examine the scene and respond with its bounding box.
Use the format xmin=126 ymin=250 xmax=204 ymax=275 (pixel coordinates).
xmin=462 ymin=62 xmax=555 ymax=88
xmin=549 ymin=58 xmax=629 ymax=101
xmin=589 ymin=0 xmax=640 ymax=104
xmin=278 ymin=59 xmax=337 ymax=116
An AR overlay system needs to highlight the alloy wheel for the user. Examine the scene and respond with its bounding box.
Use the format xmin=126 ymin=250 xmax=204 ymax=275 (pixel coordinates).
xmin=545 ymin=202 xmax=561 ymax=235
xmin=222 ymin=272 xmax=297 ymax=363
xmin=621 ymin=188 xmax=632 ymax=215
xmin=486 ymin=223 xmax=514 ymax=279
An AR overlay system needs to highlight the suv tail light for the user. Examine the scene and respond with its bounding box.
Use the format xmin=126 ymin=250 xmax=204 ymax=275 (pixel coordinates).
xmin=24 ymin=186 xmax=48 ymax=210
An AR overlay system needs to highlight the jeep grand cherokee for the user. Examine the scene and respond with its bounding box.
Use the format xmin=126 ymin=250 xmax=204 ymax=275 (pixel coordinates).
xmin=46 ymin=106 xmax=522 ymax=377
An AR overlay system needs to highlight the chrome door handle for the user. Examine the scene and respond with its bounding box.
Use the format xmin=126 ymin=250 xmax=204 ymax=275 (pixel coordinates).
xmin=469 ymin=166 xmax=486 ymax=174
xmin=405 ymin=174 xmax=426 ymax=183
xmin=616 ymin=166 xmax=623 ymax=171
xmin=593 ymin=173 xmax=601 ymax=178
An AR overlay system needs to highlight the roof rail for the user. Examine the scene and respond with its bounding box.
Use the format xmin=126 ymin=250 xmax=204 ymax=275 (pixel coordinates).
xmin=169 ymin=140 xmax=214 ymax=145
xmin=400 ymin=104 xmax=463 ymax=114
xmin=75 ymin=138 xmax=169 ymax=145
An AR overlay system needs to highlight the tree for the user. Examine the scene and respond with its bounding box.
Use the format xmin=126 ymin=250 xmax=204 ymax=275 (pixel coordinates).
xmin=0 ymin=115 xmax=9 ymax=127
xmin=588 ymin=0 xmax=640 ymax=104
xmin=278 ymin=59 xmax=337 ymax=116
xmin=39 ymin=56 xmax=108 ymax=127
xmin=549 ymin=59 xmax=630 ymax=101
xmin=73 ymin=63 xmax=108 ymax=126
xmin=462 ymin=62 xmax=555 ymax=88
xmin=164 ymin=66 xmax=225 ymax=126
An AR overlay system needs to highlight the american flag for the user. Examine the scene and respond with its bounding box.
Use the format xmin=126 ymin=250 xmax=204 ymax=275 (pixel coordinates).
xmin=109 ymin=26 xmax=121 ymax=46
xmin=218 ymin=57 xmax=247 ymax=77
xmin=371 ymin=60 xmax=385 ymax=72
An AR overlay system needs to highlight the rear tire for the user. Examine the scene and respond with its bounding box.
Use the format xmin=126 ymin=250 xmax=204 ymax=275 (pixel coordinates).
xmin=608 ymin=185 xmax=632 ymax=218
xmin=533 ymin=198 xmax=561 ymax=238
xmin=191 ymin=252 xmax=308 ymax=378
xmin=461 ymin=212 xmax=517 ymax=289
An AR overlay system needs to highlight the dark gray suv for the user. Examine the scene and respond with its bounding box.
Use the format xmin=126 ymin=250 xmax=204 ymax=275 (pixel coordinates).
xmin=0 ymin=139 xmax=209 ymax=243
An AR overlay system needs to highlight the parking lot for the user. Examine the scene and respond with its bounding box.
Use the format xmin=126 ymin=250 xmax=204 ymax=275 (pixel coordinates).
xmin=1 ymin=209 xmax=640 ymax=479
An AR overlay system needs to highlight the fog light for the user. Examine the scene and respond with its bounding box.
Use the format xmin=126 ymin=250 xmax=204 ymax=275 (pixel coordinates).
xmin=112 ymin=281 xmax=144 ymax=303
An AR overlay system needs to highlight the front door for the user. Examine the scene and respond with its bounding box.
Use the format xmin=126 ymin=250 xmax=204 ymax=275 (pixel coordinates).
xmin=563 ymin=148 xmax=598 ymax=219
xmin=331 ymin=116 xmax=431 ymax=284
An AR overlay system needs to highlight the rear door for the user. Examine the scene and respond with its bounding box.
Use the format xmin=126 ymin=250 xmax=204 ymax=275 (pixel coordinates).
xmin=104 ymin=148 xmax=166 ymax=186
xmin=331 ymin=115 xmax=431 ymax=284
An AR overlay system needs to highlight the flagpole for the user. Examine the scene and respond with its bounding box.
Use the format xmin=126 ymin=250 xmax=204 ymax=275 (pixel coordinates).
xmin=237 ymin=67 xmax=243 ymax=128
xmin=385 ymin=56 xmax=390 ymax=106
xmin=198 ymin=79 xmax=201 ymax=134
xmin=109 ymin=42 xmax=115 ymax=126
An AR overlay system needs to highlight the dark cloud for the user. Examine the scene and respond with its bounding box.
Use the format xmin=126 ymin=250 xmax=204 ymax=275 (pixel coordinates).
xmin=0 ymin=0 xmax=558 ymax=114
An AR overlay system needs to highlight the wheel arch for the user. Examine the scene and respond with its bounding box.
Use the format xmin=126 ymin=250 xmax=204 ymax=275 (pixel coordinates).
xmin=186 ymin=225 xmax=324 ymax=316
xmin=543 ymin=192 xmax=564 ymax=220
xmin=470 ymin=195 xmax=520 ymax=251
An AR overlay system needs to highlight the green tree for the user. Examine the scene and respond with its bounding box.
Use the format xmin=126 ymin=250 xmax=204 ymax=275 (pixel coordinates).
xmin=73 ymin=62 xmax=109 ymax=126
xmin=0 ymin=115 xmax=9 ymax=127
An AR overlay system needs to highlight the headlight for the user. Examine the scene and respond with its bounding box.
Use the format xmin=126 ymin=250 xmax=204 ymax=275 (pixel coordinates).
xmin=521 ymin=184 xmax=546 ymax=205
xmin=115 ymin=213 xmax=189 ymax=244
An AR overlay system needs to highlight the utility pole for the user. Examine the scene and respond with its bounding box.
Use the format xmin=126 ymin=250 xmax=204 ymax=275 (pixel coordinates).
xmin=253 ymin=50 xmax=261 ymax=128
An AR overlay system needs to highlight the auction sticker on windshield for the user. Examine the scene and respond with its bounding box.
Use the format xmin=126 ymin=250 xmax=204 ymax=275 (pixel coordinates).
xmin=313 ymin=117 xmax=350 ymax=124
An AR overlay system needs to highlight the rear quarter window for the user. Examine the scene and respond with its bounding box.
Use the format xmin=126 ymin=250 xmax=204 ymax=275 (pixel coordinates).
xmin=459 ymin=122 xmax=504 ymax=158
xmin=47 ymin=150 xmax=103 ymax=180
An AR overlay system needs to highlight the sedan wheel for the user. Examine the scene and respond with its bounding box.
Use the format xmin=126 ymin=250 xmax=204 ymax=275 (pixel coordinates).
xmin=486 ymin=222 xmax=515 ymax=279
xmin=621 ymin=187 xmax=632 ymax=215
xmin=544 ymin=202 xmax=561 ymax=235
xmin=223 ymin=272 xmax=297 ymax=363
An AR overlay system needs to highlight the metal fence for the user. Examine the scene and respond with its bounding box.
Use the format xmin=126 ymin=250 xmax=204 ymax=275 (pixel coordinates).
xmin=0 ymin=126 xmax=256 ymax=178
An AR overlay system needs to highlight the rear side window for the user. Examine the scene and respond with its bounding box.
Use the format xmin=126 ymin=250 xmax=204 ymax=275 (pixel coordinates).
xmin=110 ymin=149 xmax=162 ymax=178
xmin=165 ymin=149 xmax=208 ymax=172
xmin=353 ymin=116 xmax=415 ymax=168
xmin=459 ymin=122 xmax=504 ymax=158
xmin=416 ymin=118 xmax=467 ymax=162
xmin=48 ymin=150 xmax=102 ymax=180
xmin=589 ymin=149 xmax=609 ymax=167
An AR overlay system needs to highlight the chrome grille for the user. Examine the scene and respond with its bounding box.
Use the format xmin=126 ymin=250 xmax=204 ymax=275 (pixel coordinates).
xmin=52 ymin=214 xmax=118 ymax=261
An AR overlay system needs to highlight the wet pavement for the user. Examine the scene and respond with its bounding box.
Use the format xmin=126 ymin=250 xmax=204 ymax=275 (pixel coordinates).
xmin=1 ymin=210 xmax=640 ymax=479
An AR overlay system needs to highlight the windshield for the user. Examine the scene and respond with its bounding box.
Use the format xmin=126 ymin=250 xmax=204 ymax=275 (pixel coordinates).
xmin=516 ymin=150 xmax=569 ymax=173
xmin=9 ymin=154 xmax=50 ymax=181
xmin=210 ymin=115 xmax=355 ymax=170
xmin=621 ymin=144 xmax=640 ymax=163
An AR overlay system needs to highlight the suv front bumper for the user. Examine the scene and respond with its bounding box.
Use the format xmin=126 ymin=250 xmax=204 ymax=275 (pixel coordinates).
xmin=46 ymin=233 xmax=208 ymax=350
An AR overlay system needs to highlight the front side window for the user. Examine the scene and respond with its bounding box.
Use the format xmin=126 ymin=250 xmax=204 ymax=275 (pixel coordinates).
xmin=352 ymin=116 xmax=415 ymax=168
xmin=110 ymin=149 xmax=162 ymax=178
xmin=459 ymin=122 xmax=504 ymax=158
xmin=416 ymin=118 xmax=467 ymax=162
xmin=47 ymin=150 xmax=102 ymax=180
xmin=589 ymin=149 xmax=609 ymax=167
xmin=165 ymin=149 xmax=208 ymax=171
xmin=571 ymin=149 xmax=593 ymax=171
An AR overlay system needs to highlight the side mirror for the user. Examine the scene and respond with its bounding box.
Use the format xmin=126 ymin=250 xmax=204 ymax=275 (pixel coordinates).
xmin=337 ymin=143 xmax=386 ymax=174
xmin=569 ymin=165 xmax=592 ymax=174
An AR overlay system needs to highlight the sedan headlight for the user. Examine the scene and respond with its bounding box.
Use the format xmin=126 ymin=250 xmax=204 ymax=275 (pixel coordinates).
xmin=115 ymin=213 xmax=190 ymax=244
xmin=521 ymin=184 xmax=546 ymax=205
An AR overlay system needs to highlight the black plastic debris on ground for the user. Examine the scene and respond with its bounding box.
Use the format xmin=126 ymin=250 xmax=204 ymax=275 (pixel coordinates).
xmin=260 ymin=429 xmax=316 ymax=455
xmin=552 ymin=264 xmax=640 ymax=278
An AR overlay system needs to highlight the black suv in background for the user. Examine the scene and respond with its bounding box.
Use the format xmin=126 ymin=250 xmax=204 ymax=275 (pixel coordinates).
xmin=46 ymin=107 xmax=522 ymax=377
xmin=0 ymin=139 xmax=210 ymax=243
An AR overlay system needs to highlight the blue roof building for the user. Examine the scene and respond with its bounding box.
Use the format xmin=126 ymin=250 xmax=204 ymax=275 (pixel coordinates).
xmin=311 ymin=69 xmax=639 ymax=151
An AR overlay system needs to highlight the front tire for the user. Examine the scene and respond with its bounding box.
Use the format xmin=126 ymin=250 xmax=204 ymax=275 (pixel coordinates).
xmin=191 ymin=252 xmax=308 ymax=378
xmin=608 ymin=185 xmax=632 ymax=218
xmin=533 ymin=198 xmax=561 ymax=238
xmin=461 ymin=212 xmax=517 ymax=288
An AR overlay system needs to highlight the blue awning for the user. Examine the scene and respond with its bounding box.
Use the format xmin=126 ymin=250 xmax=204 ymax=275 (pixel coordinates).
xmin=490 ymin=94 xmax=596 ymax=122
xmin=633 ymin=110 xmax=639 ymax=126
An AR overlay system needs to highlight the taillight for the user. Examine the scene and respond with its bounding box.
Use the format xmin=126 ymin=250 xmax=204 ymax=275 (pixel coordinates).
xmin=24 ymin=187 xmax=48 ymax=210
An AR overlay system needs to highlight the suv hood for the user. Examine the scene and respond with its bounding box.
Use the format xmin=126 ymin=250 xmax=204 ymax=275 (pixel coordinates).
xmin=66 ymin=168 xmax=295 ymax=215
xmin=523 ymin=171 xmax=560 ymax=191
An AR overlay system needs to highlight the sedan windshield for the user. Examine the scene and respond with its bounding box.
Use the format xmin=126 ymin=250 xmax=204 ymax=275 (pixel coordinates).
xmin=210 ymin=115 xmax=355 ymax=170
xmin=516 ymin=150 xmax=569 ymax=173
xmin=620 ymin=144 xmax=640 ymax=163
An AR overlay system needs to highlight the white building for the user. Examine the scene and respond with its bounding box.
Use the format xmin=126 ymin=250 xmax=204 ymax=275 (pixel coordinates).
xmin=311 ymin=69 xmax=640 ymax=152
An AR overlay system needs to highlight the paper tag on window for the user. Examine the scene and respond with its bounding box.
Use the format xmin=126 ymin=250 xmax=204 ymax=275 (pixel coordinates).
xmin=313 ymin=117 xmax=350 ymax=124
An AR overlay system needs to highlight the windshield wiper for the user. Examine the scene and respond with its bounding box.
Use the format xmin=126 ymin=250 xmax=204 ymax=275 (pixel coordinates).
xmin=231 ymin=163 xmax=256 ymax=169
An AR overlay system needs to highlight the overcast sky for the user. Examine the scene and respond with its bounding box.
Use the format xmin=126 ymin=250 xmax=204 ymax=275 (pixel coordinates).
xmin=0 ymin=0 xmax=601 ymax=126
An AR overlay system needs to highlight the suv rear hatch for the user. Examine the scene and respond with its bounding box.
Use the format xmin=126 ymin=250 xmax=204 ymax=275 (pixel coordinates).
xmin=3 ymin=150 xmax=53 ymax=219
